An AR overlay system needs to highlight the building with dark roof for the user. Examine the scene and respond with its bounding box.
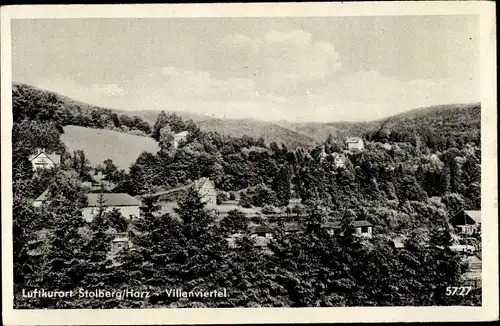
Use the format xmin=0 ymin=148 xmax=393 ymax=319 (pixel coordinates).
xmin=451 ymin=210 xmax=481 ymax=235
xmin=82 ymin=193 xmax=141 ymax=222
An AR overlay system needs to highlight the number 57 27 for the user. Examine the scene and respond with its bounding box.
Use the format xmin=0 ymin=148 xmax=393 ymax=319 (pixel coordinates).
xmin=445 ymin=286 xmax=472 ymax=296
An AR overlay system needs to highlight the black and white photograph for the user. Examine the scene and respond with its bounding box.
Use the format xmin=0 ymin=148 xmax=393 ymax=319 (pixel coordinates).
xmin=1 ymin=2 xmax=498 ymax=325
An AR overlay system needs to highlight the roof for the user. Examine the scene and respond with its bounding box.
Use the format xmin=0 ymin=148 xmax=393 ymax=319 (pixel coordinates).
xmin=35 ymin=188 xmax=50 ymax=202
xmin=112 ymin=237 xmax=129 ymax=242
xmin=193 ymin=177 xmax=214 ymax=191
xmin=252 ymin=225 xmax=272 ymax=233
xmin=322 ymin=220 xmax=372 ymax=229
xmin=174 ymin=131 xmax=189 ymax=137
xmin=28 ymin=151 xmax=61 ymax=164
xmin=219 ymin=200 xmax=240 ymax=205
xmin=85 ymin=193 xmax=141 ymax=207
xmin=333 ymin=153 xmax=346 ymax=159
xmin=346 ymin=137 xmax=362 ymax=143
xmin=464 ymin=210 xmax=481 ymax=223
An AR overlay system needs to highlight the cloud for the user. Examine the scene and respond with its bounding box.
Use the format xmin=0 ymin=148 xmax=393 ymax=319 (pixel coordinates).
xmin=34 ymin=67 xmax=479 ymax=123
xmin=157 ymin=66 xmax=261 ymax=101
xmin=218 ymin=29 xmax=341 ymax=94
xmin=37 ymin=77 xmax=124 ymax=98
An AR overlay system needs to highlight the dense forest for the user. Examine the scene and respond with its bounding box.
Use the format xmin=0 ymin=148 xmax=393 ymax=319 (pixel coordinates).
xmin=12 ymin=83 xmax=481 ymax=308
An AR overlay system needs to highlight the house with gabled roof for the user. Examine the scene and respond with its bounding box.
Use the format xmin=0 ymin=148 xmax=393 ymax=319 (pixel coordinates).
xmin=193 ymin=177 xmax=217 ymax=206
xmin=346 ymin=137 xmax=364 ymax=151
xmin=318 ymin=145 xmax=347 ymax=168
xmin=451 ymin=210 xmax=481 ymax=235
xmin=82 ymin=193 xmax=141 ymax=222
xmin=28 ymin=148 xmax=60 ymax=170
xmin=33 ymin=188 xmax=50 ymax=207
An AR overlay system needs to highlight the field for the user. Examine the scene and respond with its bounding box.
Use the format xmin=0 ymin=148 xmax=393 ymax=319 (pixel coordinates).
xmin=61 ymin=125 xmax=160 ymax=170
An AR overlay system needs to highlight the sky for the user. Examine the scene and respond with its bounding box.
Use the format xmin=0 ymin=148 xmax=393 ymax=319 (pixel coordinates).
xmin=11 ymin=16 xmax=480 ymax=122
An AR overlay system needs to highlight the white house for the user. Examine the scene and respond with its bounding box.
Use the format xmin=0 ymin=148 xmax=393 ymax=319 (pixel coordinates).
xmin=332 ymin=153 xmax=347 ymax=168
xmin=82 ymin=193 xmax=141 ymax=222
xmin=28 ymin=148 xmax=60 ymax=170
xmin=110 ymin=232 xmax=132 ymax=255
xmin=33 ymin=188 xmax=50 ymax=207
xmin=346 ymin=137 xmax=364 ymax=151
xmin=173 ymin=131 xmax=189 ymax=149
xmin=193 ymin=177 xmax=217 ymax=206
xmin=318 ymin=146 xmax=346 ymax=168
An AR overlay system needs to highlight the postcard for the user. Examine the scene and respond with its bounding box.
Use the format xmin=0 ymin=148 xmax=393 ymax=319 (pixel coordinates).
xmin=1 ymin=2 xmax=498 ymax=324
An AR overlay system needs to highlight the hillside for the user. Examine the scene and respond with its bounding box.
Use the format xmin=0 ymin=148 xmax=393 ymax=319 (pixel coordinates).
xmin=12 ymin=83 xmax=480 ymax=149
xmin=197 ymin=117 xmax=316 ymax=148
xmin=61 ymin=125 xmax=160 ymax=170
xmin=279 ymin=103 xmax=481 ymax=145
xmin=13 ymin=83 xmax=316 ymax=148
xmin=115 ymin=110 xmax=317 ymax=148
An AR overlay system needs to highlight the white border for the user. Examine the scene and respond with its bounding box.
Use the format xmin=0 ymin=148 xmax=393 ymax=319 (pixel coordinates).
xmin=1 ymin=2 xmax=498 ymax=325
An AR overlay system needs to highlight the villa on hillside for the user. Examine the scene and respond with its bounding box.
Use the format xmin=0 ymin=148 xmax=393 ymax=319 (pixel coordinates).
xmin=346 ymin=137 xmax=364 ymax=151
xmin=193 ymin=177 xmax=217 ymax=206
xmin=82 ymin=193 xmax=141 ymax=222
xmin=451 ymin=210 xmax=481 ymax=235
xmin=332 ymin=153 xmax=347 ymax=168
xmin=318 ymin=145 xmax=347 ymax=168
xmin=28 ymin=148 xmax=60 ymax=170
xmin=173 ymin=131 xmax=189 ymax=149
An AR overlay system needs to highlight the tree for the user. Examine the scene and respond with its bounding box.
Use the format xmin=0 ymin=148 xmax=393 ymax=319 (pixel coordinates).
xmin=152 ymin=111 xmax=169 ymax=141
xmin=67 ymin=150 xmax=92 ymax=182
xmin=159 ymin=125 xmax=175 ymax=151
xmin=174 ymin=187 xmax=212 ymax=237
xmin=339 ymin=209 xmax=357 ymax=246
xmin=102 ymin=159 xmax=119 ymax=182
xmin=32 ymin=194 xmax=87 ymax=308
xmin=219 ymin=209 xmax=248 ymax=236
xmin=104 ymin=209 xmax=128 ymax=233
xmin=272 ymin=165 xmax=292 ymax=206
xmin=140 ymin=193 xmax=161 ymax=219
xmin=95 ymin=189 xmax=107 ymax=220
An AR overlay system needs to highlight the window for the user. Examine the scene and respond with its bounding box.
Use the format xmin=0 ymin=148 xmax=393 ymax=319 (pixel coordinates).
xmin=361 ymin=226 xmax=369 ymax=233
xmin=117 ymin=243 xmax=123 ymax=248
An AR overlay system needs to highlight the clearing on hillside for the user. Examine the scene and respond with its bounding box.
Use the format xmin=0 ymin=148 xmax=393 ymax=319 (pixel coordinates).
xmin=61 ymin=125 xmax=160 ymax=170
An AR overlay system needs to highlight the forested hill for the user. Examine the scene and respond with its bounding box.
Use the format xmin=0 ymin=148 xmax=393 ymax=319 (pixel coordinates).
xmin=12 ymin=82 xmax=480 ymax=150
xmin=279 ymin=103 xmax=481 ymax=150
xmin=12 ymin=83 xmax=314 ymax=148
